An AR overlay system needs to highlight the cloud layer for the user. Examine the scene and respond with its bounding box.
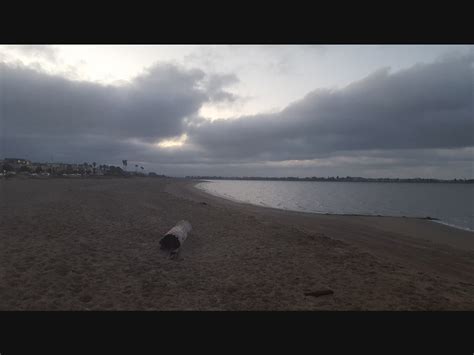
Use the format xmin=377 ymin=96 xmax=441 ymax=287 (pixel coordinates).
xmin=1 ymin=61 xmax=235 ymax=162
xmin=1 ymin=51 xmax=472 ymax=178
xmin=189 ymin=54 xmax=473 ymax=161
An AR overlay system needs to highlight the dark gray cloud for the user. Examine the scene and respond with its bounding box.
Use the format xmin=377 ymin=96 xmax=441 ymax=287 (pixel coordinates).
xmin=1 ymin=62 xmax=209 ymax=143
xmin=188 ymin=53 xmax=473 ymax=162
xmin=1 ymin=61 xmax=222 ymax=164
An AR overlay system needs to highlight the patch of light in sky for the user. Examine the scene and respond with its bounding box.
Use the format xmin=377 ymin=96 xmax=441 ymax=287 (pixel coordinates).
xmin=156 ymin=134 xmax=188 ymax=148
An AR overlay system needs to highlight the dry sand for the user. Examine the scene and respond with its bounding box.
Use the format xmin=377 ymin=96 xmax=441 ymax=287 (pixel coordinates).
xmin=0 ymin=177 xmax=473 ymax=310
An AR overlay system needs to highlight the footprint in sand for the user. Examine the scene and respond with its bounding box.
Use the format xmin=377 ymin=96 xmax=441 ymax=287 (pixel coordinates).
xmin=79 ymin=294 xmax=92 ymax=303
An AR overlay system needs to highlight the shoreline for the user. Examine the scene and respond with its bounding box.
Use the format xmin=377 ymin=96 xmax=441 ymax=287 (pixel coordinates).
xmin=183 ymin=180 xmax=474 ymax=250
xmin=431 ymin=220 xmax=474 ymax=233
xmin=192 ymin=179 xmax=473 ymax=234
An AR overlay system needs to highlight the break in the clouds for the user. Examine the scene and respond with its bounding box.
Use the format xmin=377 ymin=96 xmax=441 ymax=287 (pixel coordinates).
xmin=0 ymin=46 xmax=473 ymax=178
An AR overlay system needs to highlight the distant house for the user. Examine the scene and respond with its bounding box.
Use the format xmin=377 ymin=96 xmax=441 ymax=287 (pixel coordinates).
xmin=7 ymin=158 xmax=30 ymax=165
xmin=31 ymin=163 xmax=52 ymax=173
xmin=5 ymin=158 xmax=31 ymax=166
xmin=4 ymin=158 xmax=32 ymax=171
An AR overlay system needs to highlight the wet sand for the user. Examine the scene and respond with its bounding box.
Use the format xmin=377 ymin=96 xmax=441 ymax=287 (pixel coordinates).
xmin=1 ymin=177 xmax=473 ymax=310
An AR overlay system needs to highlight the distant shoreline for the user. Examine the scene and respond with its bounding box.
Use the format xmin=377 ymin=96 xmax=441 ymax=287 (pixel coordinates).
xmin=185 ymin=176 xmax=474 ymax=184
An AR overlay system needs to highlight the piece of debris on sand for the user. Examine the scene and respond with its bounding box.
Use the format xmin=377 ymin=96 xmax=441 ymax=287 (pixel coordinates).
xmin=304 ymin=289 xmax=334 ymax=298
xmin=159 ymin=220 xmax=192 ymax=259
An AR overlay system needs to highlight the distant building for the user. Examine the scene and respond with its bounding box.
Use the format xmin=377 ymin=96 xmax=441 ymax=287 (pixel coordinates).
xmin=3 ymin=158 xmax=31 ymax=170
xmin=31 ymin=163 xmax=54 ymax=173
xmin=5 ymin=158 xmax=31 ymax=165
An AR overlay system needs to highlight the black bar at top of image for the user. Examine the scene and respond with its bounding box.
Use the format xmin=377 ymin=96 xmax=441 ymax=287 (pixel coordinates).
xmin=1 ymin=4 xmax=472 ymax=44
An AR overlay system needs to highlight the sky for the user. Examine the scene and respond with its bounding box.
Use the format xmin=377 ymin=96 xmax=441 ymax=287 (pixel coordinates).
xmin=0 ymin=45 xmax=473 ymax=178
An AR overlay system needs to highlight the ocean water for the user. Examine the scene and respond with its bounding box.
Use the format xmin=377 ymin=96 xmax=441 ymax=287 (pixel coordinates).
xmin=196 ymin=180 xmax=474 ymax=231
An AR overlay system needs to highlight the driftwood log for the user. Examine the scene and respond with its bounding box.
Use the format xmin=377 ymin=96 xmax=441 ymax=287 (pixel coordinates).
xmin=304 ymin=289 xmax=334 ymax=298
xmin=160 ymin=220 xmax=192 ymax=258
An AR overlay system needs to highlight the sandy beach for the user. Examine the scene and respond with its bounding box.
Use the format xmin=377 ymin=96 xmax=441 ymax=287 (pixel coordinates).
xmin=1 ymin=177 xmax=473 ymax=310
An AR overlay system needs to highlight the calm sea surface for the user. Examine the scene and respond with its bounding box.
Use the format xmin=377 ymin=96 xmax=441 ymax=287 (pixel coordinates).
xmin=196 ymin=180 xmax=474 ymax=231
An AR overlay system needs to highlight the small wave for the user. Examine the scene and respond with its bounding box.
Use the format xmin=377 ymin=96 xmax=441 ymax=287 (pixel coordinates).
xmin=431 ymin=219 xmax=474 ymax=233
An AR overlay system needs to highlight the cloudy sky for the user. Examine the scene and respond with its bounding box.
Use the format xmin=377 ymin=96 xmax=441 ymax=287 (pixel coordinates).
xmin=1 ymin=45 xmax=472 ymax=178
